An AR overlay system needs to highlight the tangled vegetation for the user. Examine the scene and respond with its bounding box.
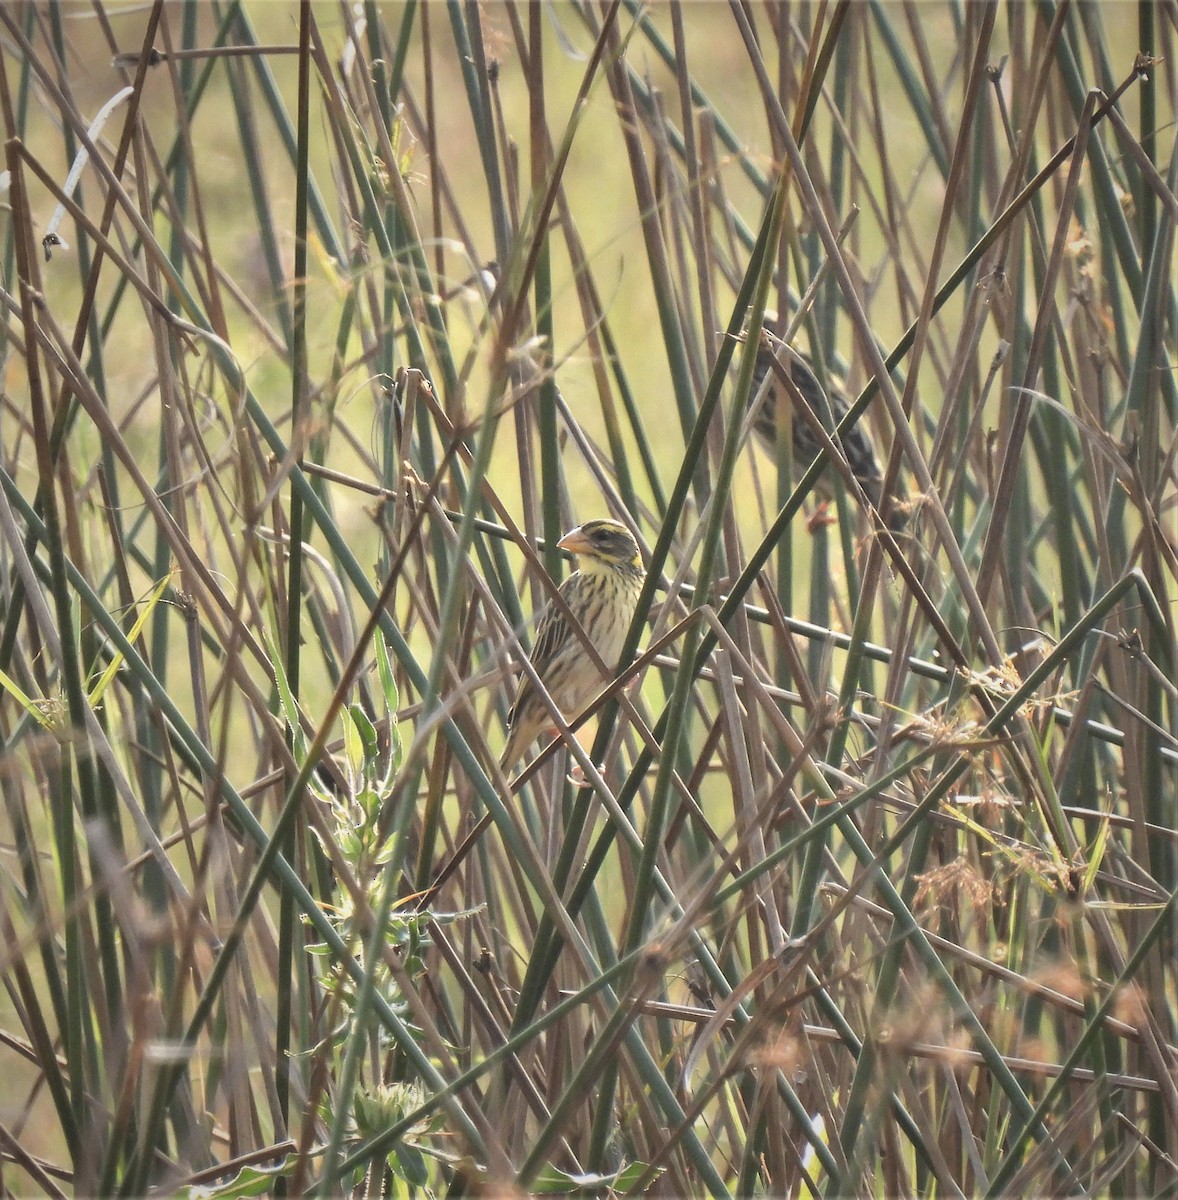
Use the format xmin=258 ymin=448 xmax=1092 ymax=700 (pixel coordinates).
xmin=0 ymin=2 xmax=1175 ymax=1196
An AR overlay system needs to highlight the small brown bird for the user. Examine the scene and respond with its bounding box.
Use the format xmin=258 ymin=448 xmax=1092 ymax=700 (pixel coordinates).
xmin=751 ymin=339 xmax=906 ymax=531
xmin=500 ymin=519 xmax=645 ymax=773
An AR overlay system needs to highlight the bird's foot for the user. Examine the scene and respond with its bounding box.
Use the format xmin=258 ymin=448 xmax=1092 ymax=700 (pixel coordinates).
xmin=567 ymin=763 xmax=602 ymax=788
xmin=806 ymin=501 xmax=837 ymax=532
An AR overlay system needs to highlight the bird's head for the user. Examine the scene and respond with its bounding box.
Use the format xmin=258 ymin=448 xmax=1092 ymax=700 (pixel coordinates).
xmin=558 ymin=519 xmax=641 ymax=572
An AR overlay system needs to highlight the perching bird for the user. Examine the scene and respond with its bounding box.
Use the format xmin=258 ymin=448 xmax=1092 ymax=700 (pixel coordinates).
xmin=751 ymin=339 xmax=906 ymax=531
xmin=500 ymin=518 xmax=645 ymax=773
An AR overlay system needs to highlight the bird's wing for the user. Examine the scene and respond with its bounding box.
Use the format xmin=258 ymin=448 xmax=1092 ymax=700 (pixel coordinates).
xmin=506 ymin=580 xmax=576 ymax=724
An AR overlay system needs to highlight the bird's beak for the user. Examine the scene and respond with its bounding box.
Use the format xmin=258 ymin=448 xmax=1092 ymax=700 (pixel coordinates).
xmin=557 ymin=526 xmax=593 ymax=555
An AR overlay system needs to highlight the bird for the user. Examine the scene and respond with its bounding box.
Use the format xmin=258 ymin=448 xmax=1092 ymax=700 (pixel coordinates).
xmin=750 ymin=337 xmax=907 ymax=531
xmin=500 ymin=518 xmax=646 ymax=773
